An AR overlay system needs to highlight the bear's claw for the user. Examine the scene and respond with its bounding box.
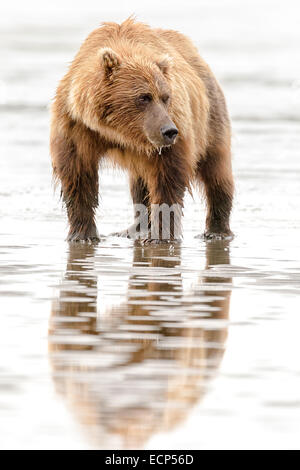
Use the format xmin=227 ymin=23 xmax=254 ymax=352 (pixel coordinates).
xmin=67 ymin=235 xmax=101 ymax=243
xmin=200 ymin=231 xmax=234 ymax=241
xmin=110 ymin=229 xmax=131 ymax=238
xmin=141 ymin=238 xmax=181 ymax=246
xmin=67 ymin=227 xmax=101 ymax=243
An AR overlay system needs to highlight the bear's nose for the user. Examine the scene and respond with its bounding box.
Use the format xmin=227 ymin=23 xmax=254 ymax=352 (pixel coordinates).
xmin=161 ymin=125 xmax=178 ymax=144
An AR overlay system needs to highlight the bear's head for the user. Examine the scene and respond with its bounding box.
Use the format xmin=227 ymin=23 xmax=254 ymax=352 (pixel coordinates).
xmin=98 ymin=47 xmax=178 ymax=153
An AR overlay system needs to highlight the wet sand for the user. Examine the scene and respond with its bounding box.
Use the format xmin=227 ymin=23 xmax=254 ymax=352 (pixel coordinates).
xmin=1 ymin=0 xmax=300 ymax=449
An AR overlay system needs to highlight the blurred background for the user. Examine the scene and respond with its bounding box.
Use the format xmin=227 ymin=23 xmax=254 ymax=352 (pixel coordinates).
xmin=0 ymin=0 xmax=300 ymax=450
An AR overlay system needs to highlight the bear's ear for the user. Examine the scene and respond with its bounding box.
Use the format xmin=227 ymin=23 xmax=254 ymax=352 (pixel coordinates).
xmin=99 ymin=47 xmax=121 ymax=78
xmin=156 ymin=55 xmax=172 ymax=75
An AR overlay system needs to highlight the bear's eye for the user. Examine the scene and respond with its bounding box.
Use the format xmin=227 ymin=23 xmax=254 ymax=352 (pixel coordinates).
xmin=161 ymin=94 xmax=170 ymax=104
xmin=137 ymin=93 xmax=153 ymax=105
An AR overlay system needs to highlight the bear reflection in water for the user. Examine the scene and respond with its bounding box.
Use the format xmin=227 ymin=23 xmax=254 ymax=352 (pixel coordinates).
xmin=49 ymin=241 xmax=232 ymax=449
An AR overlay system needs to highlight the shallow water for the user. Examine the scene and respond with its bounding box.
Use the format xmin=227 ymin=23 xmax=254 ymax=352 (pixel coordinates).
xmin=1 ymin=0 xmax=300 ymax=450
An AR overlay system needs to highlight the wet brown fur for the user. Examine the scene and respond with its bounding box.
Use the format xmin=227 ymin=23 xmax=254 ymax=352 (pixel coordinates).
xmin=50 ymin=18 xmax=234 ymax=241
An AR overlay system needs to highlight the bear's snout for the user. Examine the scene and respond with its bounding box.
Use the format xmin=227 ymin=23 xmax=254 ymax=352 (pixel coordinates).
xmin=160 ymin=125 xmax=178 ymax=145
xmin=143 ymin=103 xmax=178 ymax=147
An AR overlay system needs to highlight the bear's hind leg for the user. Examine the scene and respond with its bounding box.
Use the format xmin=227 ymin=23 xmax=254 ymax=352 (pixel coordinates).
xmin=197 ymin=143 xmax=234 ymax=240
xmin=51 ymin=134 xmax=100 ymax=242
xmin=111 ymin=176 xmax=150 ymax=239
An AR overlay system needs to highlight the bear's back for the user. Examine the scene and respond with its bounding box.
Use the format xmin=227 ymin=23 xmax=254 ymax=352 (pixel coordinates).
xmin=75 ymin=19 xmax=207 ymax=73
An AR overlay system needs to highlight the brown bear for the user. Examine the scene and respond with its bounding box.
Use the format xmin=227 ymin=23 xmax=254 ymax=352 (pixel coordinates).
xmin=50 ymin=18 xmax=234 ymax=243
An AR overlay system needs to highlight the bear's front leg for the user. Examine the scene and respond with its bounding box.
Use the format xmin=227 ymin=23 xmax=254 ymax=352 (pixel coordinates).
xmin=145 ymin=202 xmax=183 ymax=244
xmin=143 ymin=146 xmax=190 ymax=244
xmin=51 ymin=134 xmax=100 ymax=243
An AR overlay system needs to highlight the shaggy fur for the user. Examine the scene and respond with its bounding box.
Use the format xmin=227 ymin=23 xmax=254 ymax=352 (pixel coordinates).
xmin=50 ymin=18 xmax=234 ymax=242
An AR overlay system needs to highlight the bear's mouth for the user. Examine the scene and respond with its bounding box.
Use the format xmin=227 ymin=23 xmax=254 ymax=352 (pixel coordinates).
xmin=157 ymin=144 xmax=172 ymax=155
xmin=147 ymin=137 xmax=175 ymax=154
